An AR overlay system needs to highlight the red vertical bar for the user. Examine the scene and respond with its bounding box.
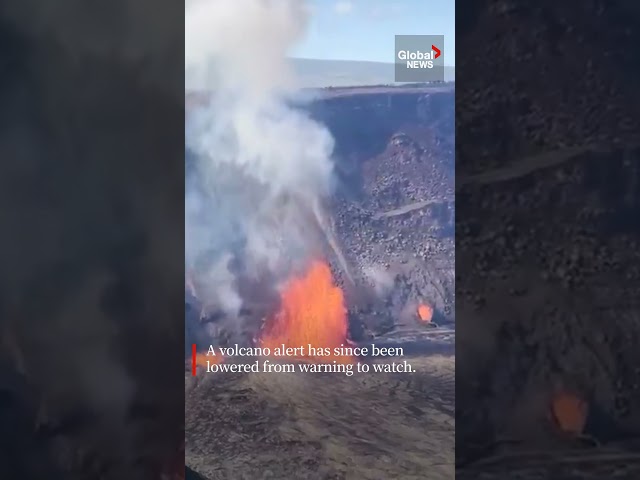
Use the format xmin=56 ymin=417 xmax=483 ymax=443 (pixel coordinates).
xmin=191 ymin=344 xmax=197 ymax=376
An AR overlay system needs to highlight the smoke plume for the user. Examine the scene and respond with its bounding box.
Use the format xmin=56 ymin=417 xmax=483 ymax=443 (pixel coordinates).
xmin=185 ymin=0 xmax=338 ymax=323
xmin=0 ymin=0 xmax=184 ymax=475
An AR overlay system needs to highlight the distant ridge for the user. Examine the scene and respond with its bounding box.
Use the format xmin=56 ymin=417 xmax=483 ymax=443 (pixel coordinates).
xmin=291 ymin=57 xmax=455 ymax=88
xmin=185 ymin=58 xmax=455 ymax=90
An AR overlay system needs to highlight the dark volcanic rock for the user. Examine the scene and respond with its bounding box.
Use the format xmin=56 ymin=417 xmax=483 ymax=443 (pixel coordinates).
xmin=186 ymin=466 xmax=208 ymax=480
xmin=186 ymin=356 xmax=454 ymax=480
xmin=307 ymin=87 xmax=455 ymax=337
xmin=456 ymin=0 xmax=640 ymax=477
xmin=457 ymin=0 xmax=640 ymax=177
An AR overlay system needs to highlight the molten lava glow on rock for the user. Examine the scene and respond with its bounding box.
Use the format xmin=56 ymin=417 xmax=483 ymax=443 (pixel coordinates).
xmin=261 ymin=260 xmax=353 ymax=364
xmin=551 ymin=391 xmax=588 ymax=436
xmin=418 ymin=303 xmax=433 ymax=323
xmin=195 ymin=352 xmax=222 ymax=368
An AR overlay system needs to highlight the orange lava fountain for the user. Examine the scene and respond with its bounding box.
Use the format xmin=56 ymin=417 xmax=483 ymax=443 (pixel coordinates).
xmin=418 ymin=303 xmax=433 ymax=323
xmin=194 ymin=352 xmax=223 ymax=370
xmin=260 ymin=260 xmax=353 ymax=364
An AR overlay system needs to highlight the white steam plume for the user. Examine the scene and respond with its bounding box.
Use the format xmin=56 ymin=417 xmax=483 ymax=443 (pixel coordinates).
xmin=363 ymin=265 xmax=396 ymax=297
xmin=185 ymin=0 xmax=338 ymax=318
xmin=0 ymin=0 xmax=185 ymax=472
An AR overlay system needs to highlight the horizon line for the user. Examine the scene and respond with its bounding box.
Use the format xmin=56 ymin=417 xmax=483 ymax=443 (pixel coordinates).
xmin=290 ymin=57 xmax=455 ymax=68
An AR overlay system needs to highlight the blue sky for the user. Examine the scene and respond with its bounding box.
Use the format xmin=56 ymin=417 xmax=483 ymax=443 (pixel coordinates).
xmin=291 ymin=0 xmax=455 ymax=65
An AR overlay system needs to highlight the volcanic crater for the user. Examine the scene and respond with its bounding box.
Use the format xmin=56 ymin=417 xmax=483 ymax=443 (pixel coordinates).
xmin=186 ymin=84 xmax=455 ymax=480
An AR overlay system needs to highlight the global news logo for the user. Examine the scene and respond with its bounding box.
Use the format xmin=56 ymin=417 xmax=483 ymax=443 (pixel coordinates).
xmin=397 ymin=45 xmax=441 ymax=69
